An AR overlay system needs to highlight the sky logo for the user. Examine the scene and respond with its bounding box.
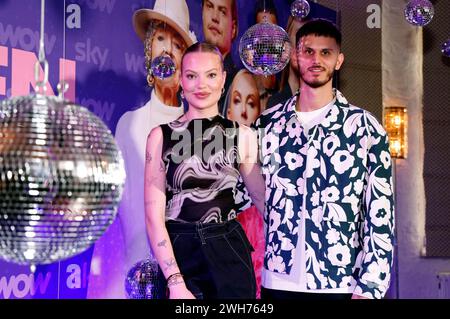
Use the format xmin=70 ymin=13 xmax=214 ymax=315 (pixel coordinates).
xmin=75 ymin=38 xmax=109 ymax=71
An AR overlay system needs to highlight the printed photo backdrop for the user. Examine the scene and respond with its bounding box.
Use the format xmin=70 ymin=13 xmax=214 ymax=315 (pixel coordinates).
xmin=0 ymin=0 xmax=335 ymax=299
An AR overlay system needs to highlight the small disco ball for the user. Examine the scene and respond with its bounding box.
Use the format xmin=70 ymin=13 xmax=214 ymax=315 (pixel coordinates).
xmin=442 ymin=39 xmax=450 ymax=58
xmin=404 ymin=0 xmax=434 ymax=27
xmin=151 ymin=55 xmax=176 ymax=79
xmin=125 ymin=258 xmax=163 ymax=299
xmin=239 ymin=22 xmax=291 ymax=76
xmin=0 ymin=94 xmax=125 ymax=265
xmin=291 ymin=0 xmax=310 ymax=20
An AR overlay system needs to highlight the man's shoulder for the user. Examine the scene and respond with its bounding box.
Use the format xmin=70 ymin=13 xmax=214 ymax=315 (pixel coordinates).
xmin=342 ymin=103 xmax=386 ymax=135
xmin=346 ymin=103 xmax=380 ymax=121
xmin=255 ymin=103 xmax=284 ymax=126
xmin=345 ymin=102 xmax=365 ymax=112
xmin=335 ymin=90 xmax=377 ymax=118
xmin=256 ymin=96 xmax=295 ymax=126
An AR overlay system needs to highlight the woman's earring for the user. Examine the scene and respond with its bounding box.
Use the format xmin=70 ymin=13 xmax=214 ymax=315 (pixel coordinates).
xmin=148 ymin=76 xmax=155 ymax=86
xmin=221 ymin=87 xmax=225 ymax=96
xmin=180 ymin=90 xmax=185 ymax=100
xmin=146 ymin=68 xmax=154 ymax=87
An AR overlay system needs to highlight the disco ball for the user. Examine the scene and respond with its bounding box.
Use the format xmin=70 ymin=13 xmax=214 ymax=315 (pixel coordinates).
xmin=151 ymin=55 xmax=176 ymax=79
xmin=125 ymin=257 xmax=164 ymax=299
xmin=291 ymin=0 xmax=310 ymax=20
xmin=442 ymin=39 xmax=450 ymax=58
xmin=239 ymin=22 xmax=291 ymax=76
xmin=404 ymin=0 xmax=435 ymax=27
xmin=0 ymin=94 xmax=125 ymax=265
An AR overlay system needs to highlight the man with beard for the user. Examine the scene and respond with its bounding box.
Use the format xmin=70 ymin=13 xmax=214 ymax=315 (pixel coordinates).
xmin=245 ymin=19 xmax=395 ymax=300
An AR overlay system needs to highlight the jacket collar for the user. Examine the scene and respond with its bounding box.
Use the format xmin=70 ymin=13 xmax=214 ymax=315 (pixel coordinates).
xmin=281 ymin=89 xmax=350 ymax=137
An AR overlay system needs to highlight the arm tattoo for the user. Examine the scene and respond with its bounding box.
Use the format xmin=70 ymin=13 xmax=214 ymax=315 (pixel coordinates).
xmin=163 ymin=258 xmax=177 ymax=271
xmin=157 ymin=239 xmax=167 ymax=248
xmin=167 ymin=274 xmax=184 ymax=288
xmin=145 ymin=151 xmax=152 ymax=163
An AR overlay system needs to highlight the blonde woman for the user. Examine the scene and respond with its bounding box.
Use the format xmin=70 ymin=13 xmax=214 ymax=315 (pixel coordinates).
xmin=145 ymin=42 xmax=265 ymax=299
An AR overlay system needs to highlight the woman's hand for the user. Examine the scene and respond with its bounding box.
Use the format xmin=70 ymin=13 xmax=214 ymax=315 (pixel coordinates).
xmin=168 ymin=284 xmax=196 ymax=299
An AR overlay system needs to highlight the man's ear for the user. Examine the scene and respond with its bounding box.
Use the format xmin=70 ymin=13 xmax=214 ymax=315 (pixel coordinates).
xmin=335 ymin=52 xmax=344 ymax=71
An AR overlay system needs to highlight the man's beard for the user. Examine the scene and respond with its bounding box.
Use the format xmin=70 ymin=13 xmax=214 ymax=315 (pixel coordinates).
xmin=300 ymin=68 xmax=334 ymax=88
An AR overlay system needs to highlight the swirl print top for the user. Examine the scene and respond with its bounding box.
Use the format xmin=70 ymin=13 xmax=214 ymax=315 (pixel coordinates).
xmin=160 ymin=115 xmax=241 ymax=223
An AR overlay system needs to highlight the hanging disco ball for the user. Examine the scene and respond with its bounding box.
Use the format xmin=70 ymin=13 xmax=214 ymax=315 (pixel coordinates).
xmin=0 ymin=94 xmax=125 ymax=265
xmin=442 ymin=39 xmax=450 ymax=58
xmin=239 ymin=22 xmax=291 ymax=76
xmin=151 ymin=55 xmax=176 ymax=79
xmin=125 ymin=257 xmax=164 ymax=299
xmin=404 ymin=0 xmax=435 ymax=27
xmin=291 ymin=0 xmax=310 ymax=20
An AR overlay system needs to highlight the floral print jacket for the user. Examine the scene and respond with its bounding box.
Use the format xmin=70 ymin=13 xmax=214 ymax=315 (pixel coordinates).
xmin=236 ymin=90 xmax=394 ymax=299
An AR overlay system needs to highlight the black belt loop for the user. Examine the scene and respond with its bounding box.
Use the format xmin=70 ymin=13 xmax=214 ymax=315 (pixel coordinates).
xmin=196 ymin=222 xmax=206 ymax=245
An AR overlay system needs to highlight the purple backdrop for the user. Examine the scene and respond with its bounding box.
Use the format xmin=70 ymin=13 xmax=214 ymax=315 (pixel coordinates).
xmin=0 ymin=0 xmax=335 ymax=299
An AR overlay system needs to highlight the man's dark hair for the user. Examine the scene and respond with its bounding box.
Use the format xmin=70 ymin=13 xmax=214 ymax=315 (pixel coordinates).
xmin=295 ymin=18 xmax=342 ymax=48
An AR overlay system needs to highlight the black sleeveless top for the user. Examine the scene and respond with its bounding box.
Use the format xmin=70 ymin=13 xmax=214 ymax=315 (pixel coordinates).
xmin=160 ymin=115 xmax=241 ymax=223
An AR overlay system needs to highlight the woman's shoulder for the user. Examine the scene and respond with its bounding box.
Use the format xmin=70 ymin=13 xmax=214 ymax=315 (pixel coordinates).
xmin=148 ymin=125 xmax=163 ymax=140
xmin=166 ymin=116 xmax=190 ymax=129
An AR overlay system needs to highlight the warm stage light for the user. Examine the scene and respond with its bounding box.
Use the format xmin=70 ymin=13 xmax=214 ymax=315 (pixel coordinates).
xmin=384 ymin=106 xmax=408 ymax=159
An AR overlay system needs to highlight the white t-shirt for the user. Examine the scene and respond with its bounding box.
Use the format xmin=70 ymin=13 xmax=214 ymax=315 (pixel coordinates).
xmin=296 ymin=102 xmax=332 ymax=137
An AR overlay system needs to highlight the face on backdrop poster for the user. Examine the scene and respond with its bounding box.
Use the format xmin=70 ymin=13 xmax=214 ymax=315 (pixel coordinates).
xmin=0 ymin=0 xmax=335 ymax=299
